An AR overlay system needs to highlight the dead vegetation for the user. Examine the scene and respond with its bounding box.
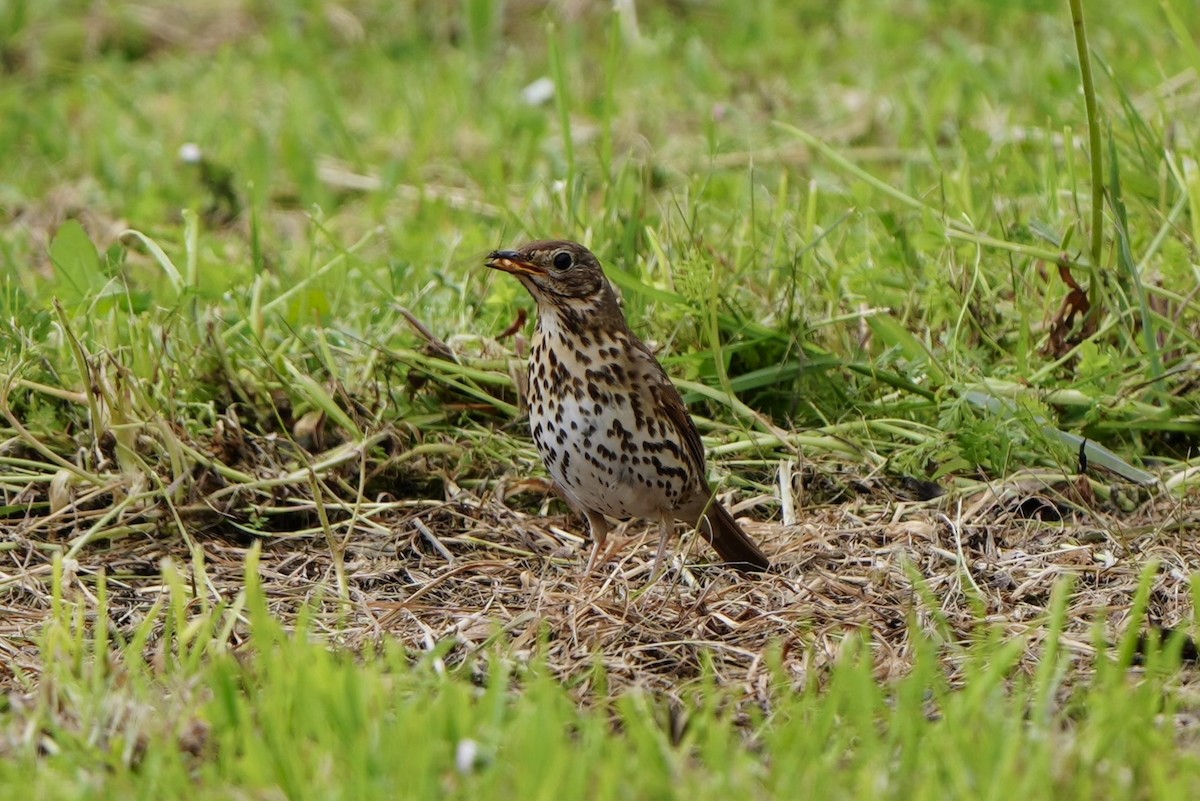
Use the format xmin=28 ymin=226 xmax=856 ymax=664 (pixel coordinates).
xmin=3 ymin=421 xmax=1197 ymax=705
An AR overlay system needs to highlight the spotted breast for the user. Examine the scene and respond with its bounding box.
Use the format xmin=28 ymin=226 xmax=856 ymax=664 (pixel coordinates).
xmin=526 ymin=310 xmax=696 ymax=522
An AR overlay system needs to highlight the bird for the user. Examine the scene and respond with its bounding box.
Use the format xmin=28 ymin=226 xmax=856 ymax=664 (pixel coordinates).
xmin=485 ymin=240 xmax=770 ymax=575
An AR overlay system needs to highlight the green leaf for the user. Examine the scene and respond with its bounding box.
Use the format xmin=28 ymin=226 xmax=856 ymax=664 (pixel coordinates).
xmin=120 ymin=227 xmax=183 ymax=295
xmin=48 ymin=219 xmax=103 ymax=305
xmin=866 ymin=313 xmax=947 ymax=385
xmin=284 ymin=359 xmax=364 ymax=441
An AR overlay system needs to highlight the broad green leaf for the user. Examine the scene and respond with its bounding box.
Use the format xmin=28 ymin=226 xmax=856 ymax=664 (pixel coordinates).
xmin=48 ymin=219 xmax=103 ymax=305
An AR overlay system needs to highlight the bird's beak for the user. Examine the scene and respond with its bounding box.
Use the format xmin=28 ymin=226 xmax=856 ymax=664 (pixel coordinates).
xmin=486 ymin=250 xmax=546 ymax=276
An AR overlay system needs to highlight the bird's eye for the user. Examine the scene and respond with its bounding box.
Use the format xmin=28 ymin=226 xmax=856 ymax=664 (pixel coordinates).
xmin=552 ymin=251 xmax=573 ymax=270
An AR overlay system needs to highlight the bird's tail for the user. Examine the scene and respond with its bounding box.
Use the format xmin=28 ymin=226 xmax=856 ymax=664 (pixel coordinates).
xmin=697 ymin=501 xmax=770 ymax=573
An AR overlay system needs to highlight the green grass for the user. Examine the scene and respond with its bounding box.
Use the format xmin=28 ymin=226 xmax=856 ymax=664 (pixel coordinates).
xmin=3 ymin=0 xmax=1200 ymax=796
xmin=4 ymin=0 xmax=1198 ymax=480
xmin=4 ymin=551 xmax=1198 ymax=800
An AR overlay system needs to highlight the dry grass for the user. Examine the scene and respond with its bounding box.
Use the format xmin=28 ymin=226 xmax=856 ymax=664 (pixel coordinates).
xmin=4 ymin=428 xmax=1197 ymax=706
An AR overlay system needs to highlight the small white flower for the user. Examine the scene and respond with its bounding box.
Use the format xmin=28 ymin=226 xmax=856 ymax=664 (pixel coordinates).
xmin=455 ymin=738 xmax=482 ymax=774
xmin=521 ymin=77 xmax=555 ymax=106
xmin=178 ymin=143 xmax=203 ymax=163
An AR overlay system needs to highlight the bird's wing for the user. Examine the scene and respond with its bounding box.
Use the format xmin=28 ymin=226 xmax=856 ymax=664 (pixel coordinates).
xmin=634 ymin=342 xmax=708 ymax=481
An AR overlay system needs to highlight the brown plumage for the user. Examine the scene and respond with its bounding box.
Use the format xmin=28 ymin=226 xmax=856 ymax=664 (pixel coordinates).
xmin=486 ymin=240 xmax=770 ymax=574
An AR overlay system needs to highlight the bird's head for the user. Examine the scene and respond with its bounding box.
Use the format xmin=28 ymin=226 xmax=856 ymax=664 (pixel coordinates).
xmin=485 ymin=240 xmax=614 ymax=309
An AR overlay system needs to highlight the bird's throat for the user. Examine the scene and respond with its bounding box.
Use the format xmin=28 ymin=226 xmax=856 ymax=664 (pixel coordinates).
xmin=533 ymin=288 xmax=628 ymax=344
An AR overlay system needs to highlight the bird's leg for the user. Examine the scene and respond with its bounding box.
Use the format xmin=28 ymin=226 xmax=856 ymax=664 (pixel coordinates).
xmin=583 ymin=511 xmax=610 ymax=572
xmin=649 ymin=515 xmax=672 ymax=580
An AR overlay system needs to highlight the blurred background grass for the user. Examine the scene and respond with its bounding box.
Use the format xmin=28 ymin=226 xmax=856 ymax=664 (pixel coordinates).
xmin=2 ymin=0 xmax=1199 ymax=499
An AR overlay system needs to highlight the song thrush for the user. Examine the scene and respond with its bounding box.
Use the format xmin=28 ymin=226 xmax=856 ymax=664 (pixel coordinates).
xmin=486 ymin=240 xmax=770 ymax=574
